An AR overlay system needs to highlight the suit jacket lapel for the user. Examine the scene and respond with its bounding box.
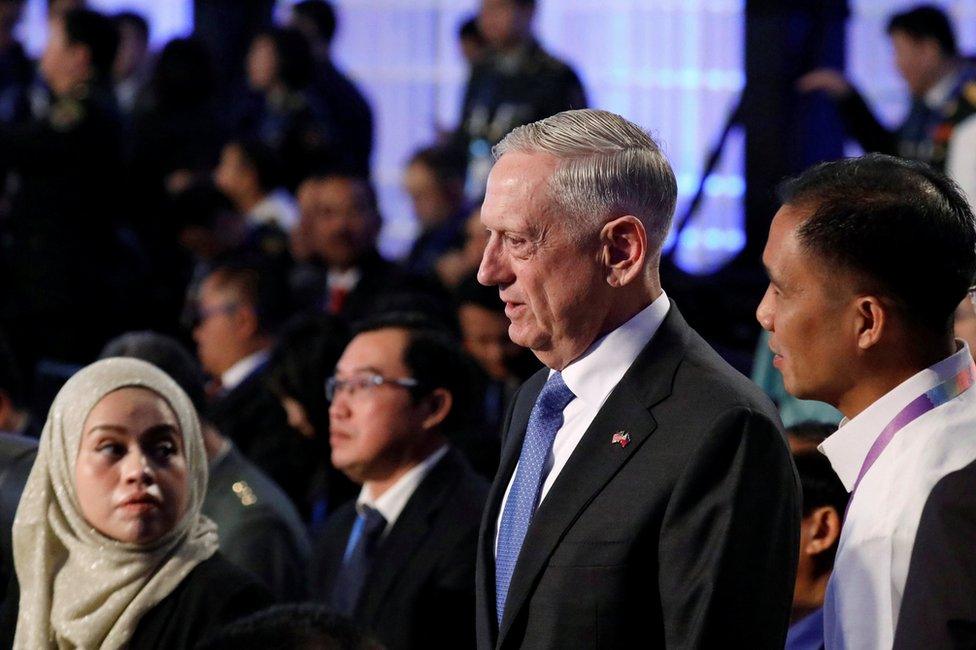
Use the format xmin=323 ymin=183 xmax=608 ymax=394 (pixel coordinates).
xmin=358 ymin=449 xmax=461 ymax=621
xmin=496 ymin=306 xmax=692 ymax=645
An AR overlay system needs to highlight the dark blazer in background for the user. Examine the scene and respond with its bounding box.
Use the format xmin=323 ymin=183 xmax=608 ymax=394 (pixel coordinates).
xmin=203 ymin=444 xmax=312 ymax=601
xmin=312 ymin=446 xmax=489 ymax=650
xmin=207 ymin=364 xmax=317 ymax=515
xmin=475 ymin=305 xmax=800 ymax=649
xmin=894 ymin=457 xmax=976 ymax=650
xmin=0 ymin=433 xmax=36 ymax=614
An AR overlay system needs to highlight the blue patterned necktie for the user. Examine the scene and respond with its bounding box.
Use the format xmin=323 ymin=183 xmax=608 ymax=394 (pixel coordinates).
xmin=330 ymin=506 xmax=387 ymax=616
xmin=495 ymin=371 xmax=576 ymax=625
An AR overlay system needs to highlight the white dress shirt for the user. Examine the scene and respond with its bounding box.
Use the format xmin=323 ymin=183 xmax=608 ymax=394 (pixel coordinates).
xmin=248 ymin=189 xmax=300 ymax=232
xmin=220 ymin=348 xmax=270 ymax=392
xmin=820 ymin=342 xmax=976 ymax=649
xmin=495 ymin=292 xmax=671 ymax=554
xmin=357 ymin=444 xmax=449 ymax=536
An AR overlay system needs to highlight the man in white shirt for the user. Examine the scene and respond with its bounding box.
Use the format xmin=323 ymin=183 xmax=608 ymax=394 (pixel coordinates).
xmin=756 ymin=153 xmax=976 ymax=649
xmin=475 ymin=108 xmax=799 ymax=649
xmin=311 ymin=313 xmax=488 ymax=650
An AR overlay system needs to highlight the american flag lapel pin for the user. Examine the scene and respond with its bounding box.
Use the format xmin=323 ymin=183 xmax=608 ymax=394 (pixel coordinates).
xmin=611 ymin=430 xmax=631 ymax=448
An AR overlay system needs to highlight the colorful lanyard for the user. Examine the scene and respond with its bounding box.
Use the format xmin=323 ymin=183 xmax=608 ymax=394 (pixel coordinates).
xmin=849 ymin=360 xmax=976 ymax=498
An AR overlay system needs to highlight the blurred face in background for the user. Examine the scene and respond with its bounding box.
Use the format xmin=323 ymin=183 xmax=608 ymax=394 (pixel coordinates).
xmin=192 ymin=275 xmax=249 ymax=377
xmin=890 ymin=30 xmax=947 ymax=97
xmin=297 ymin=177 xmax=380 ymax=270
xmin=459 ymin=303 xmax=519 ymax=381
xmin=76 ymin=387 xmax=188 ymax=545
xmin=246 ymin=34 xmax=278 ymax=92
xmin=214 ymin=143 xmax=257 ymax=209
xmin=479 ymin=0 xmax=533 ymax=50
xmin=40 ymin=16 xmax=90 ymax=95
xmin=113 ymin=20 xmax=148 ymax=81
xmin=403 ymin=160 xmax=458 ymax=230
xmin=46 ymin=0 xmax=82 ymax=20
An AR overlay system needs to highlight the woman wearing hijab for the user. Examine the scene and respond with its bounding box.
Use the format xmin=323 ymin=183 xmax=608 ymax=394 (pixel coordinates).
xmin=0 ymin=357 xmax=272 ymax=649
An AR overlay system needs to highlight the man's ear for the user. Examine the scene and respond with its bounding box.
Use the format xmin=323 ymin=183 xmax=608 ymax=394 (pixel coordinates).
xmin=233 ymin=304 xmax=261 ymax=340
xmin=600 ymin=215 xmax=646 ymax=288
xmin=804 ymin=506 xmax=842 ymax=557
xmin=853 ymin=295 xmax=887 ymax=351
xmin=420 ymin=388 xmax=453 ymax=431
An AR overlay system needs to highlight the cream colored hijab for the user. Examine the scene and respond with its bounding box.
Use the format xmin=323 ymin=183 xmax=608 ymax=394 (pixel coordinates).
xmin=12 ymin=358 xmax=219 ymax=649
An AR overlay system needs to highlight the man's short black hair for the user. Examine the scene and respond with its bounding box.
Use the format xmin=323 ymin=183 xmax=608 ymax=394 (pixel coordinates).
xmin=197 ymin=603 xmax=382 ymax=650
xmin=256 ymin=26 xmax=314 ymax=91
xmin=351 ymin=311 xmax=482 ymax=436
xmin=204 ymin=260 xmax=292 ymax=336
xmin=887 ymin=4 xmax=957 ymax=57
xmin=777 ymin=153 xmax=976 ymax=337
xmin=227 ymin=137 xmax=284 ymax=194
xmin=459 ymin=15 xmax=484 ymax=43
xmin=62 ymin=8 xmax=119 ymax=82
xmin=99 ymin=331 xmax=207 ymax=415
xmin=793 ymin=449 xmax=848 ymax=574
xmin=293 ymin=0 xmax=337 ymax=46
xmin=407 ymin=144 xmax=468 ymax=190
xmin=113 ymin=10 xmax=148 ymax=44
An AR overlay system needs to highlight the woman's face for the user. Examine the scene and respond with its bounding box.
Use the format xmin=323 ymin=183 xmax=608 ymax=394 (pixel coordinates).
xmin=76 ymin=387 xmax=189 ymax=544
xmin=246 ymin=35 xmax=278 ymax=92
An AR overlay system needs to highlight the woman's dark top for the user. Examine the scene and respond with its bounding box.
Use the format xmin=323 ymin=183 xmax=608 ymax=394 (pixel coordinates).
xmin=0 ymin=552 xmax=273 ymax=649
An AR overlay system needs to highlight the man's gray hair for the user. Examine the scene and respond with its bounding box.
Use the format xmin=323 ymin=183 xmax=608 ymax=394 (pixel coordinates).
xmin=492 ymin=109 xmax=677 ymax=252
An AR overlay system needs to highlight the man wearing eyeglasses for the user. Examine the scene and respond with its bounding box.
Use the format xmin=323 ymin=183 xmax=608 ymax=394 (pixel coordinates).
xmin=192 ymin=261 xmax=315 ymax=515
xmin=311 ymin=312 xmax=489 ymax=650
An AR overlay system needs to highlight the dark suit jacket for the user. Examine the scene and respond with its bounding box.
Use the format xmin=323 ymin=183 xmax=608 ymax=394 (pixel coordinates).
xmin=894 ymin=457 xmax=976 ymax=650
xmin=203 ymin=444 xmax=312 ymax=601
xmin=312 ymin=446 xmax=489 ymax=650
xmin=475 ymin=305 xmax=800 ymax=649
xmin=128 ymin=552 xmax=273 ymax=649
xmin=207 ymin=363 xmax=317 ymax=515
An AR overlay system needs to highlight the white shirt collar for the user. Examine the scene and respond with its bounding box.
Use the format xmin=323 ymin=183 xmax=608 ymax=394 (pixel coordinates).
xmin=559 ymin=291 xmax=671 ymax=408
xmin=819 ymin=341 xmax=973 ymax=490
xmin=356 ymin=444 xmax=449 ymax=533
xmin=248 ymin=189 xmax=299 ymax=231
xmin=924 ymin=66 xmax=962 ymax=111
xmin=220 ymin=348 xmax=270 ymax=392
xmin=327 ymin=267 xmax=362 ymax=291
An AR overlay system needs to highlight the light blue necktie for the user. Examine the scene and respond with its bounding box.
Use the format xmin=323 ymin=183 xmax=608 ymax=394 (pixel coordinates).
xmin=495 ymin=371 xmax=576 ymax=626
